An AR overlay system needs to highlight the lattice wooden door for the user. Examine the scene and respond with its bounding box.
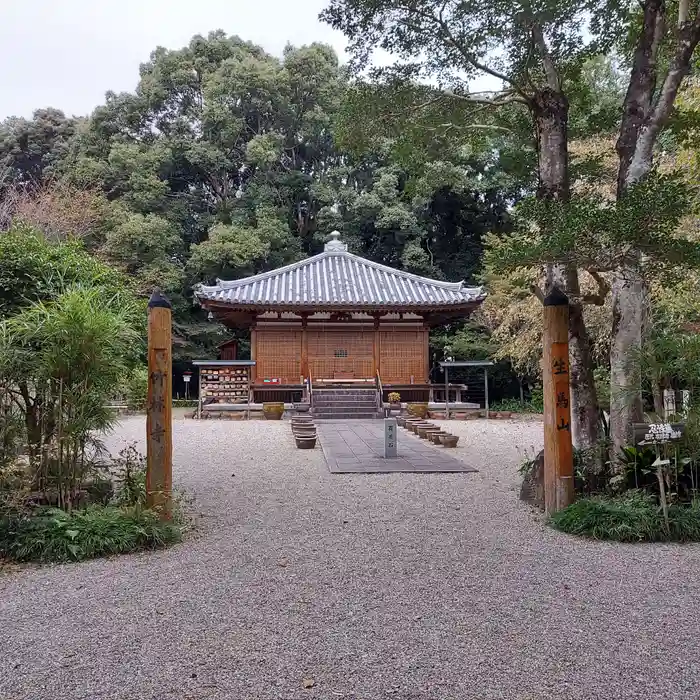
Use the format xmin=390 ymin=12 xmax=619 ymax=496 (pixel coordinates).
xmin=255 ymin=329 xmax=301 ymax=383
xmin=379 ymin=329 xmax=428 ymax=384
xmin=308 ymin=329 xmax=373 ymax=379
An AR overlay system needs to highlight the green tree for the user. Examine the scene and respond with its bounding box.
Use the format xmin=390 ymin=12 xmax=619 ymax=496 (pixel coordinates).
xmin=0 ymin=108 xmax=77 ymax=188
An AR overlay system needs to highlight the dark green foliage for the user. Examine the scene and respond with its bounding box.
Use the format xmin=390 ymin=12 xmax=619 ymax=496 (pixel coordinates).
xmin=112 ymin=444 xmax=147 ymax=508
xmin=490 ymin=397 xmax=542 ymax=414
xmin=550 ymin=493 xmax=700 ymax=542
xmin=0 ymin=505 xmax=181 ymax=562
xmin=0 ymin=108 xmax=77 ymax=187
xmin=487 ymin=172 xmax=700 ymax=278
xmin=0 ymin=224 xmax=140 ymax=318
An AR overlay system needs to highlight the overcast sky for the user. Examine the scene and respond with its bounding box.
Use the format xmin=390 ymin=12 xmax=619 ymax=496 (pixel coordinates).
xmin=0 ymin=0 xmax=348 ymax=120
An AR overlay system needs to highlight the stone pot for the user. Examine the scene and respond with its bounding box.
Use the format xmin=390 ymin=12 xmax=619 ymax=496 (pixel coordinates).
xmin=429 ymin=431 xmax=450 ymax=444
xmin=407 ymin=402 xmax=429 ymax=419
xmin=396 ymin=416 xmax=407 ymax=428
xmin=439 ymin=434 xmax=459 ymax=448
xmin=295 ymin=436 xmax=317 ymax=449
xmin=263 ymin=402 xmax=285 ymax=420
xmin=417 ymin=426 xmax=440 ymax=439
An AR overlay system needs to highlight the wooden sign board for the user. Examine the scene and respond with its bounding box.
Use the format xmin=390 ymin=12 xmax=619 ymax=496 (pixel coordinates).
xmin=632 ymin=422 xmax=685 ymax=446
xmin=551 ymin=342 xmax=573 ymax=475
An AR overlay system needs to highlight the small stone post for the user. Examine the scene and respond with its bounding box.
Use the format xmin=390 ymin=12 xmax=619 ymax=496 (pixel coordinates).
xmin=384 ymin=418 xmax=398 ymax=458
xmin=543 ymin=287 xmax=574 ymax=514
xmin=146 ymin=289 xmax=173 ymax=517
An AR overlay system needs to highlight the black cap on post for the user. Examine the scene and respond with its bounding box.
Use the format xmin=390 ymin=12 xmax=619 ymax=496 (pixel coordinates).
xmin=543 ymin=286 xmax=569 ymax=307
xmin=148 ymin=288 xmax=172 ymax=310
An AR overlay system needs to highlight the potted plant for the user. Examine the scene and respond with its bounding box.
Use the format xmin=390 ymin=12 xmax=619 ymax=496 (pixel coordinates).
xmin=263 ymin=402 xmax=285 ymax=420
xmin=387 ymin=391 xmax=401 ymax=416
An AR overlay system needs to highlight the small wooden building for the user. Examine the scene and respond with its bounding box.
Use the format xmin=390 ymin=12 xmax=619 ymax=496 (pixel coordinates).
xmin=195 ymin=232 xmax=485 ymax=403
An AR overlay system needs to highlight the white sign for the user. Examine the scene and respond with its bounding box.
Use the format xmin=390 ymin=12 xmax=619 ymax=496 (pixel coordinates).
xmin=641 ymin=423 xmax=682 ymax=444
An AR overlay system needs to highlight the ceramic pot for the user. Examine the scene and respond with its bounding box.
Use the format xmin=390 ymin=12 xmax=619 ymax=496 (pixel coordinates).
xmin=407 ymin=402 xmax=429 ymax=419
xmin=295 ymin=437 xmax=317 ymax=449
xmin=418 ymin=426 xmax=439 ymax=439
xmin=263 ymin=402 xmax=284 ymax=420
xmin=439 ymin=434 xmax=459 ymax=448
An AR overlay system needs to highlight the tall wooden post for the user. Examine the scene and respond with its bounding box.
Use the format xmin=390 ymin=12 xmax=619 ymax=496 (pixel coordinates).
xmin=300 ymin=313 xmax=309 ymax=379
xmin=146 ymin=289 xmax=173 ymax=517
xmin=543 ymin=287 xmax=574 ymax=514
xmin=372 ymin=313 xmax=380 ymax=378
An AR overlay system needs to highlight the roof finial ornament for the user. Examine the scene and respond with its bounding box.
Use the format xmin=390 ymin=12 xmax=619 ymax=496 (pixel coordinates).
xmin=324 ymin=230 xmax=348 ymax=252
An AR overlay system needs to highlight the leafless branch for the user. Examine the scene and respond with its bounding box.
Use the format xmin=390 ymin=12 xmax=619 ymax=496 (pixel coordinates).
xmin=445 ymin=89 xmax=528 ymax=106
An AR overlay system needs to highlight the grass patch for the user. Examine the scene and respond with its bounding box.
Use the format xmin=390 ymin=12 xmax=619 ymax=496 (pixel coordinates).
xmin=0 ymin=505 xmax=182 ymax=563
xmin=549 ymin=492 xmax=700 ymax=542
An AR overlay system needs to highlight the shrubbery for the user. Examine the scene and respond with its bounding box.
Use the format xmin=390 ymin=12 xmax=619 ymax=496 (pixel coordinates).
xmin=0 ymin=230 xmax=185 ymax=565
xmin=550 ymin=492 xmax=700 ymax=543
xmin=0 ymin=505 xmax=181 ymax=562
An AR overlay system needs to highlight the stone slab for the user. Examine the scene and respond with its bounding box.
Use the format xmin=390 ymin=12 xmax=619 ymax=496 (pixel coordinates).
xmin=316 ymin=421 xmax=478 ymax=474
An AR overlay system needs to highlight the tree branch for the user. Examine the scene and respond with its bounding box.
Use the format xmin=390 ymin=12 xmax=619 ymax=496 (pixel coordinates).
xmin=530 ymin=284 xmax=545 ymax=303
xmin=531 ymin=24 xmax=560 ymax=90
xmin=616 ymin=0 xmax=666 ymax=192
xmin=582 ymin=269 xmax=610 ymax=305
xmin=408 ymin=4 xmax=531 ymax=99
xmin=446 ymin=89 xmax=528 ymax=106
xmin=626 ymin=7 xmax=700 ymax=184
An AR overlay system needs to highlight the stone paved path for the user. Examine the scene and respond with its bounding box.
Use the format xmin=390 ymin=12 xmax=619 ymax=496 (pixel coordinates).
xmin=317 ymin=420 xmax=478 ymax=473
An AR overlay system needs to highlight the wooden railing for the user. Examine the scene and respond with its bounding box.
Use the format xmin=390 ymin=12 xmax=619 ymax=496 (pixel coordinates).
xmin=307 ymin=370 xmax=314 ymax=407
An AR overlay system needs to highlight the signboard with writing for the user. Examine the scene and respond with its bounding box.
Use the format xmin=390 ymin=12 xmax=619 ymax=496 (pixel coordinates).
xmin=551 ymin=342 xmax=573 ymax=469
xmin=632 ymin=422 xmax=685 ymax=446
xmin=384 ymin=418 xmax=397 ymax=458
xmin=263 ymin=378 xmax=281 ymax=384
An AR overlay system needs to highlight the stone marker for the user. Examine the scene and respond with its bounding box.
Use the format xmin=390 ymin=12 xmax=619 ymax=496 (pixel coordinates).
xmin=384 ymin=418 xmax=398 ymax=458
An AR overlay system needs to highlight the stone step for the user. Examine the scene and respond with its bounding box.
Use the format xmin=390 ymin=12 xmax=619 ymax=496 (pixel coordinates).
xmin=313 ymin=396 xmax=378 ymax=405
xmin=312 ymin=411 xmax=379 ymax=419
xmin=313 ymin=390 xmax=376 ymax=397
xmin=313 ymin=406 xmax=377 ymax=418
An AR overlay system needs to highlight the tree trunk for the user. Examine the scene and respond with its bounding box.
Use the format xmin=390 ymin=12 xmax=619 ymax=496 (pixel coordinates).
xmin=610 ymin=266 xmax=645 ymax=454
xmin=533 ymin=88 xmax=601 ymax=463
xmin=610 ymin=2 xmax=700 ymax=459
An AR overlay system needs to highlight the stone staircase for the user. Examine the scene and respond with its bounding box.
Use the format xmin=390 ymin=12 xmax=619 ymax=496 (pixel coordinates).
xmin=311 ymin=387 xmax=380 ymax=420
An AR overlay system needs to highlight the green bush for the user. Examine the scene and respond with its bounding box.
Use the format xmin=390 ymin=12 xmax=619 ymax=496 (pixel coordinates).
xmin=173 ymin=399 xmax=198 ymax=407
xmin=490 ymin=397 xmax=542 ymax=413
xmin=112 ymin=443 xmax=147 ymax=507
xmin=549 ymin=492 xmax=700 ymax=542
xmin=0 ymin=505 xmax=182 ymax=563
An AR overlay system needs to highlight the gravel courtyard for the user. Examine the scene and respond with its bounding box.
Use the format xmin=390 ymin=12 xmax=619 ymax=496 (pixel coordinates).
xmin=3 ymin=417 xmax=700 ymax=700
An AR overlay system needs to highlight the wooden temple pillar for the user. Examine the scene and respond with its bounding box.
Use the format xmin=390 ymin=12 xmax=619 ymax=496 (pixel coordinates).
xmin=250 ymin=325 xmax=257 ymax=383
xmin=372 ymin=313 xmax=381 ymax=379
xmin=300 ymin=313 xmax=309 ymax=379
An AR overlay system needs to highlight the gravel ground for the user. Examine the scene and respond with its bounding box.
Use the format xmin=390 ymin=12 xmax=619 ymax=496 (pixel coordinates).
xmin=2 ymin=417 xmax=700 ymax=700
